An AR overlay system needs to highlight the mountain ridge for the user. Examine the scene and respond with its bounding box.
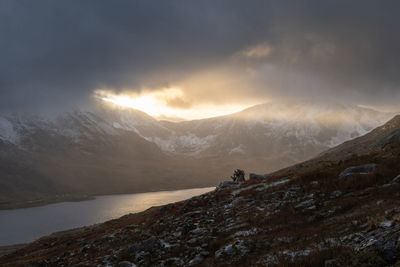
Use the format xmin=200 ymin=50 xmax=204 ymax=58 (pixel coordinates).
xmin=0 ymin=101 xmax=396 ymax=206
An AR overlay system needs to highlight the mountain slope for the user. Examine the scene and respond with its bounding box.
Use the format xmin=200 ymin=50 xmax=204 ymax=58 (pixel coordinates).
xmin=320 ymin=114 xmax=400 ymax=159
xmin=1 ymin=116 xmax=400 ymax=266
xmin=0 ymin=101 xmax=395 ymax=205
xmin=156 ymin=102 xmax=391 ymax=156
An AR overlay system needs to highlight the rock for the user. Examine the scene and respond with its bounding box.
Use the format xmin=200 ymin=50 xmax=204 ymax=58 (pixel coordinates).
xmin=141 ymin=236 xmax=160 ymax=249
xmin=227 ymin=197 xmax=244 ymax=207
xmin=249 ymin=173 xmax=269 ymax=180
xmin=187 ymin=237 xmax=199 ymax=244
xmin=135 ymin=251 xmax=151 ymax=262
xmin=177 ymin=222 xmax=196 ymax=235
xmin=117 ymin=261 xmax=137 ymax=267
xmin=190 ymin=227 xmax=207 ymax=235
xmin=188 ymin=255 xmax=204 ymax=266
xmin=235 ymin=240 xmax=250 ymax=256
xmin=215 ymin=240 xmax=248 ymax=258
xmin=200 ymin=251 xmax=210 ymax=257
xmin=330 ymin=190 xmax=342 ymax=199
xmin=217 ymin=181 xmax=238 ymax=190
xmin=215 ymin=244 xmax=234 ymax=258
xmin=303 ymin=193 xmax=314 ymax=200
xmin=155 ymin=204 xmax=172 ymax=216
xmin=379 ymin=235 xmax=398 ymax=264
xmin=184 ymin=210 xmax=201 ymax=218
xmin=232 ymin=228 xmax=258 ymax=238
xmin=283 ymin=191 xmax=296 ymax=201
xmin=289 ymin=185 xmax=301 ymax=191
xmin=379 ymin=221 xmax=392 ymax=228
xmin=127 ymin=236 xmax=161 ymax=254
xmin=339 ymin=163 xmax=377 ymax=178
xmin=353 ymin=223 xmax=400 ymax=264
xmin=165 ymin=257 xmax=184 ymax=266
xmin=159 ymin=239 xmax=172 ymax=249
xmin=324 ymin=259 xmax=337 ymax=267
xmin=295 ymin=199 xmax=315 ymax=209
xmin=392 ymin=174 xmax=400 ymax=184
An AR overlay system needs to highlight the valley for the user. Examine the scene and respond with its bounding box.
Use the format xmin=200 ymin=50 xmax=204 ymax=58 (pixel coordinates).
xmin=1 ymin=115 xmax=399 ymax=266
xmin=0 ymin=101 xmax=393 ymax=207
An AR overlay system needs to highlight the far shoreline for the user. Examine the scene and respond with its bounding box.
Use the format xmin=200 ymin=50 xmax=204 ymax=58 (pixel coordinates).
xmin=0 ymin=186 xmax=216 ymax=210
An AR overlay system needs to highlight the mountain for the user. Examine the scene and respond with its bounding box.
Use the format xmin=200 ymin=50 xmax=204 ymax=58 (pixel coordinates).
xmin=1 ymin=116 xmax=400 ymax=266
xmin=0 ymin=101 xmax=395 ymax=206
xmin=157 ymin=102 xmax=393 ymax=163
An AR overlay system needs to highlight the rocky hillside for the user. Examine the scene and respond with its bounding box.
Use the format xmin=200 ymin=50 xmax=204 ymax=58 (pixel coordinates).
xmin=1 ymin=115 xmax=400 ymax=266
xmin=0 ymin=101 xmax=393 ymax=206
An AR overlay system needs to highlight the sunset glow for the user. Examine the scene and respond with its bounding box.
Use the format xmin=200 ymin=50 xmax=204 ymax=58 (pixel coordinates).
xmin=95 ymin=88 xmax=251 ymax=121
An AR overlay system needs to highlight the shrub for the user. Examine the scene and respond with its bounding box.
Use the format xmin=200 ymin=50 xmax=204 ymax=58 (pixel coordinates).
xmin=231 ymin=169 xmax=245 ymax=182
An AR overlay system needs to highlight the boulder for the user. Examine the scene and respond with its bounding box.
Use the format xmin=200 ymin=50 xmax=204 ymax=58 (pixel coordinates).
xmin=353 ymin=223 xmax=400 ymax=264
xmin=330 ymin=190 xmax=342 ymax=199
xmin=117 ymin=261 xmax=137 ymax=267
xmin=392 ymin=174 xmax=400 ymax=184
xmin=249 ymin=173 xmax=269 ymax=180
xmin=126 ymin=236 xmax=161 ymax=254
xmin=188 ymin=255 xmax=204 ymax=266
xmin=217 ymin=181 xmax=238 ymax=190
xmin=379 ymin=235 xmax=398 ymax=264
xmin=294 ymin=199 xmax=316 ymax=209
xmin=339 ymin=163 xmax=377 ymax=178
xmin=324 ymin=259 xmax=337 ymax=267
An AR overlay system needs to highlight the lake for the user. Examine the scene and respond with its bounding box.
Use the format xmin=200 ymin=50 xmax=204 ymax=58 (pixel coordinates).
xmin=0 ymin=187 xmax=214 ymax=246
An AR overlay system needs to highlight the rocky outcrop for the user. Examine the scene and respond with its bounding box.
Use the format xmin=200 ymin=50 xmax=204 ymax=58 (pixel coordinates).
xmin=392 ymin=174 xmax=400 ymax=184
xmin=216 ymin=181 xmax=239 ymax=190
xmin=346 ymin=222 xmax=400 ymax=264
xmin=116 ymin=261 xmax=137 ymax=267
xmin=339 ymin=163 xmax=377 ymax=178
xmin=249 ymin=173 xmax=269 ymax=180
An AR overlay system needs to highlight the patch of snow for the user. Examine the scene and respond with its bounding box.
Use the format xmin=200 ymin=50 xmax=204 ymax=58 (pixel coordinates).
xmin=159 ymin=239 xmax=172 ymax=249
xmin=113 ymin=122 xmax=123 ymax=129
xmin=231 ymin=179 xmax=290 ymax=196
xmin=0 ymin=117 xmax=19 ymax=144
xmin=151 ymin=134 xmax=217 ymax=155
xmin=232 ymin=227 xmax=258 ymax=238
xmin=229 ymin=145 xmax=246 ymax=155
xmin=379 ymin=221 xmax=392 ymax=228
xmin=281 ymin=248 xmax=312 ymax=258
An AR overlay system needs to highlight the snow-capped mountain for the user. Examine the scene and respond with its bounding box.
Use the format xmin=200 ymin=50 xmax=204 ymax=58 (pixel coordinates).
xmin=133 ymin=101 xmax=393 ymax=161
xmin=0 ymin=101 xmax=395 ymax=203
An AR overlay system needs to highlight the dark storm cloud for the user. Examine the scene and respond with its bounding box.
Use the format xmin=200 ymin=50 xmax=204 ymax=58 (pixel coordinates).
xmin=0 ymin=0 xmax=399 ymax=111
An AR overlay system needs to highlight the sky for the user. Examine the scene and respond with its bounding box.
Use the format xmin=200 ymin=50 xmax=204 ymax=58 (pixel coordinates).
xmin=1 ymin=1 xmax=400 ymax=117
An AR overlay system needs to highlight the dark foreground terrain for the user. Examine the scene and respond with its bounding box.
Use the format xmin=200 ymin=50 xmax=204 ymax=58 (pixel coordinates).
xmin=1 ymin=115 xmax=400 ymax=266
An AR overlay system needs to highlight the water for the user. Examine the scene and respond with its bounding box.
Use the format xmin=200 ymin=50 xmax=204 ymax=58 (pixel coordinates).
xmin=0 ymin=187 xmax=214 ymax=246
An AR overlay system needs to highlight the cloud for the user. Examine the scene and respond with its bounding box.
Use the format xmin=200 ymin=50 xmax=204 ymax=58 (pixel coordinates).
xmin=0 ymin=1 xmax=400 ymax=112
xmin=165 ymin=97 xmax=193 ymax=110
xmin=235 ymin=43 xmax=272 ymax=59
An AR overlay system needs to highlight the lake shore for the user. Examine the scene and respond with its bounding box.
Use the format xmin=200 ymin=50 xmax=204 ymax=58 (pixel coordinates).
xmin=0 ymin=187 xmax=215 ymax=246
xmin=0 ymin=195 xmax=95 ymax=210
xmin=0 ymin=185 xmax=218 ymax=210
